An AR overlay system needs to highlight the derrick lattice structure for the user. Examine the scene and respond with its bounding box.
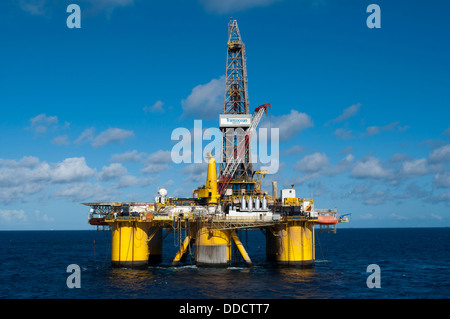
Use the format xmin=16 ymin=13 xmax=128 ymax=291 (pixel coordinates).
xmin=220 ymin=19 xmax=253 ymax=181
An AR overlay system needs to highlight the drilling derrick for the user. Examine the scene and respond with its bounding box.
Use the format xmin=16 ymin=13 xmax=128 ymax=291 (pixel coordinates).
xmin=84 ymin=19 xmax=350 ymax=271
xmin=219 ymin=19 xmax=253 ymax=184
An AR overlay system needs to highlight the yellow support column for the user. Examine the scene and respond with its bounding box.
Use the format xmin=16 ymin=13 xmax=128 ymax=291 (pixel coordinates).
xmin=266 ymin=221 xmax=315 ymax=267
xmin=195 ymin=227 xmax=231 ymax=267
xmin=110 ymin=221 xmax=151 ymax=269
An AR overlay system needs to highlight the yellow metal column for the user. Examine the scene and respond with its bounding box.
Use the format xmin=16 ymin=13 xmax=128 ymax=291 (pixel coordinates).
xmin=265 ymin=221 xmax=315 ymax=267
xmin=110 ymin=221 xmax=151 ymax=269
xmin=195 ymin=227 xmax=231 ymax=267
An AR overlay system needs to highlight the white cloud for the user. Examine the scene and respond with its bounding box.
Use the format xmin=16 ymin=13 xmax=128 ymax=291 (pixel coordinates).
xmin=0 ymin=156 xmax=96 ymax=204
xmin=333 ymin=128 xmax=354 ymax=140
xmin=110 ymin=150 xmax=145 ymax=163
xmin=75 ymin=127 xmax=95 ymax=144
xmin=261 ymin=110 xmax=313 ymax=142
xmin=294 ymin=152 xmax=329 ymax=173
xmin=98 ymin=163 xmax=127 ymax=181
xmin=115 ymin=175 xmax=140 ymax=188
xmin=282 ymin=145 xmax=304 ymax=156
xmin=429 ymin=144 xmax=450 ymax=163
xmin=92 ymin=128 xmax=134 ymax=148
xmin=433 ymin=171 xmax=450 ymax=189
xmin=434 ymin=192 xmax=450 ymax=203
xmin=365 ymin=126 xmax=380 ymax=136
xmin=389 ymin=153 xmax=411 ymax=163
xmin=199 ymin=0 xmax=281 ymax=13
xmin=181 ymin=76 xmax=225 ymax=120
xmin=351 ymin=156 xmax=393 ymax=179
xmin=18 ymin=0 xmax=47 ymax=15
xmin=76 ymin=128 xmax=134 ymax=148
xmin=0 ymin=209 xmax=27 ymax=223
xmin=327 ymin=103 xmax=361 ymax=125
xmin=364 ymin=189 xmax=391 ymax=205
xmin=330 ymin=153 xmax=354 ymax=175
xmin=51 ymin=135 xmax=70 ymax=145
xmin=390 ymin=213 xmax=408 ymax=220
xmin=51 ymin=157 xmax=95 ymax=183
xmin=143 ymin=100 xmax=165 ymax=113
xmin=431 ymin=213 xmax=443 ymax=221
xmin=141 ymin=150 xmax=172 ymax=174
xmin=115 ymin=175 xmax=155 ymax=189
xmin=35 ymin=210 xmax=54 ymax=222
xmin=28 ymin=113 xmax=58 ymax=133
xmin=53 ymin=182 xmax=118 ymax=202
xmin=399 ymin=158 xmax=428 ymax=177
xmin=364 ymin=121 xmax=408 ymax=136
xmin=340 ymin=146 xmax=354 ymax=155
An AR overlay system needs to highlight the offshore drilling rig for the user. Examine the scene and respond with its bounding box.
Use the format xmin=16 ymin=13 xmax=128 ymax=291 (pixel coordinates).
xmin=84 ymin=19 xmax=349 ymax=269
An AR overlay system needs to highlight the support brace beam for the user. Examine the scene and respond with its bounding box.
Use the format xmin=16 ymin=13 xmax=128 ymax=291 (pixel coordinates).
xmin=172 ymin=235 xmax=192 ymax=266
xmin=231 ymin=230 xmax=252 ymax=267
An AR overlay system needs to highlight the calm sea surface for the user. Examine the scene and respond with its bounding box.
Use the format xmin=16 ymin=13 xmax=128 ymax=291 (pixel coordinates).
xmin=0 ymin=228 xmax=449 ymax=299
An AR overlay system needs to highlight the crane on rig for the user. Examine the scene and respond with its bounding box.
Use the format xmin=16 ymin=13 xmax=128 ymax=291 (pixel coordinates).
xmin=218 ymin=103 xmax=270 ymax=195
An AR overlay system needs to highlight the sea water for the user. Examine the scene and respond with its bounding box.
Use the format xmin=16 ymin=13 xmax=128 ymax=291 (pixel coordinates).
xmin=0 ymin=228 xmax=449 ymax=299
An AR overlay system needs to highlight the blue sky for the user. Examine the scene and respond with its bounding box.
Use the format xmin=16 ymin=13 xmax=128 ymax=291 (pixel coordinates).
xmin=0 ymin=0 xmax=449 ymax=229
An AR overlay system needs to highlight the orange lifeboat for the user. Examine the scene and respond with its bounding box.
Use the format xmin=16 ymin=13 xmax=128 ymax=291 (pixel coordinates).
xmin=316 ymin=214 xmax=338 ymax=225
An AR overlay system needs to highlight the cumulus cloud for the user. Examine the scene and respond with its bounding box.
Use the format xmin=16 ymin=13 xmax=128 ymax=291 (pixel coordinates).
xmin=364 ymin=121 xmax=409 ymax=136
xmin=294 ymin=152 xmax=329 ymax=173
xmin=351 ymin=156 xmax=393 ymax=179
xmin=327 ymin=103 xmax=361 ymax=125
xmin=429 ymin=144 xmax=450 ymax=163
xmin=0 ymin=209 xmax=27 ymax=223
xmin=18 ymin=0 xmax=47 ymax=16
xmin=181 ymin=76 xmax=225 ymax=120
xmin=282 ymin=145 xmax=304 ymax=156
xmin=51 ymin=135 xmax=70 ymax=146
xmin=0 ymin=156 xmax=96 ymax=204
xmin=330 ymin=154 xmax=355 ymax=175
xmin=75 ymin=127 xmax=134 ymax=148
xmin=141 ymin=150 xmax=172 ymax=174
xmin=28 ymin=113 xmax=58 ymax=133
xmin=110 ymin=150 xmax=146 ymax=163
xmin=433 ymin=171 xmax=450 ymax=189
xmin=261 ymin=110 xmax=313 ymax=142
xmin=333 ymin=128 xmax=354 ymax=140
xmin=98 ymin=163 xmax=127 ymax=181
xmin=75 ymin=127 xmax=95 ymax=144
xmin=143 ymin=100 xmax=165 ymax=113
xmin=53 ymin=182 xmax=118 ymax=202
xmin=51 ymin=157 xmax=95 ymax=183
xmin=92 ymin=128 xmax=135 ymax=148
xmin=399 ymin=158 xmax=429 ymax=177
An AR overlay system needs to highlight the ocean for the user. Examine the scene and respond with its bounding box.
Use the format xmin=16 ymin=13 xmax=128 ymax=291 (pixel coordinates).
xmin=0 ymin=228 xmax=449 ymax=300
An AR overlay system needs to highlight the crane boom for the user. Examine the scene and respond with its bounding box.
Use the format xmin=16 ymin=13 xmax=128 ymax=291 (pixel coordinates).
xmin=218 ymin=103 xmax=271 ymax=195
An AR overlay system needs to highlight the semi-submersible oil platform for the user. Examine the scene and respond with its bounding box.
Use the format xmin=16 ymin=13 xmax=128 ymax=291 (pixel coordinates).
xmin=84 ymin=19 xmax=349 ymax=269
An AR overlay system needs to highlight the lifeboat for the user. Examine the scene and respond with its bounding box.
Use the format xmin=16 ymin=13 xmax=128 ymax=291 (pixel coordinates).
xmin=316 ymin=214 xmax=338 ymax=225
